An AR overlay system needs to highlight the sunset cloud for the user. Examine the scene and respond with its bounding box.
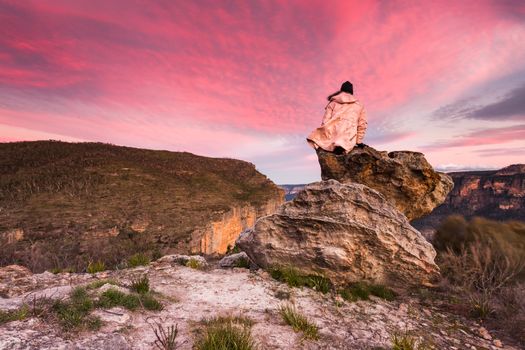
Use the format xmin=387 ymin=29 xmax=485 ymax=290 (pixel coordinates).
xmin=1 ymin=0 xmax=524 ymax=183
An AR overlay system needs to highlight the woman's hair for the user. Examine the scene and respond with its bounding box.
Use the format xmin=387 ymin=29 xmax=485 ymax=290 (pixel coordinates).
xmin=327 ymin=81 xmax=354 ymax=101
xmin=327 ymin=91 xmax=341 ymax=101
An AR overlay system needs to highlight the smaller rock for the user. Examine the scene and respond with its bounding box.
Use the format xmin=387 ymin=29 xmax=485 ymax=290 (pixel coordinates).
xmin=493 ymin=339 xmax=503 ymax=348
xmin=155 ymin=254 xmax=208 ymax=268
xmin=478 ymin=327 xmax=492 ymax=340
xmin=218 ymin=252 xmax=252 ymax=268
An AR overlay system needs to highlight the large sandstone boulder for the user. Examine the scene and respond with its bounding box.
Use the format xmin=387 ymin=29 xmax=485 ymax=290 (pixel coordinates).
xmin=316 ymin=146 xmax=453 ymax=220
xmin=237 ymin=180 xmax=439 ymax=287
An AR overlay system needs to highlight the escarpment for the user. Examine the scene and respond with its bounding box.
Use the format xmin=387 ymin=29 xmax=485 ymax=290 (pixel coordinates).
xmin=412 ymin=164 xmax=525 ymax=233
xmin=190 ymin=197 xmax=283 ymax=254
xmin=0 ymin=141 xmax=284 ymax=272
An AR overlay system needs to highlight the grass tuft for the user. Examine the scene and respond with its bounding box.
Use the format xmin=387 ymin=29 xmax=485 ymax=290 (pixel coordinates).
xmin=128 ymin=253 xmax=151 ymax=267
xmin=141 ymin=293 xmax=164 ymax=311
xmin=52 ymin=287 xmax=101 ymax=331
xmin=269 ymin=266 xmax=332 ymax=294
xmin=86 ymin=261 xmax=106 ymax=274
xmin=338 ymin=282 xmax=396 ymax=302
xmin=278 ymin=303 xmax=319 ymax=340
xmin=186 ymin=258 xmax=204 ymax=269
xmin=97 ymin=288 xmax=140 ymax=310
xmin=130 ymin=275 xmax=150 ymax=294
xmin=392 ymin=332 xmax=429 ymax=350
xmin=195 ymin=315 xmax=257 ymax=350
xmin=0 ymin=305 xmax=30 ymax=325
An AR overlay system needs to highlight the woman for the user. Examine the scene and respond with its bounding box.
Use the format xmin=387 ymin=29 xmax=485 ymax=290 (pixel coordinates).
xmin=307 ymin=81 xmax=367 ymax=155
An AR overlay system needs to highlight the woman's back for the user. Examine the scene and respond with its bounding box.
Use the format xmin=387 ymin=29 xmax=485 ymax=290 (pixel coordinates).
xmin=307 ymin=90 xmax=367 ymax=153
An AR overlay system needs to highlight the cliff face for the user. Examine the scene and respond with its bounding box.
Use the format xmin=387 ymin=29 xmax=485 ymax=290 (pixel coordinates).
xmin=191 ymin=197 xmax=283 ymax=254
xmin=0 ymin=141 xmax=284 ymax=272
xmin=412 ymin=164 xmax=525 ymax=232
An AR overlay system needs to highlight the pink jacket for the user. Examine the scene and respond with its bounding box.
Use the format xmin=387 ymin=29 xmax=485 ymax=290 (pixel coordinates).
xmin=307 ymin=92 xmax=367 ymax=153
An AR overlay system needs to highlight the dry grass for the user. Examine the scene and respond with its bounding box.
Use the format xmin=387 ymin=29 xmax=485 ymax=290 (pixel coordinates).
xmin=195 ymin=315 xmax=257 ymax=350
xmin=278 ymin=303 xmax=319 ymax=340
xmin=434 ymin=216 xmax=525 ymax=345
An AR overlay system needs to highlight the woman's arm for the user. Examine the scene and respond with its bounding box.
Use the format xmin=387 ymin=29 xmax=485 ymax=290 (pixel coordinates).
xmin=356 ymin=106 xmax=368 ymax=144
xmin=322 ymin=102 xmax=335 ymax=126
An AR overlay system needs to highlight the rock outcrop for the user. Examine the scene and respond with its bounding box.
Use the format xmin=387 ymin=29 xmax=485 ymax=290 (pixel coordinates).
xmin=315 ymin=146 xmax=453 ymax=220
xmin=412 ymin=164 xmax=525 ymax=233
xmin=237 ymin=180 xmax=440 ymax=287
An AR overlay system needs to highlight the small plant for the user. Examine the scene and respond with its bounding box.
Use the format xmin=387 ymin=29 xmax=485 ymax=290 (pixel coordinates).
xmin=226 ymin=245 xmax=241 ymax=255
xmin=186 ymin=258 xmax=204 ymax=269
xmin=269 ymin=266 xmax=332 ymax=294
xmin=97 ymin=288 xmax=140 ymax=310
xmin=52 ymin=287 xmax=101 ymax=331
xmin=0 ymin=305 xmax=30 ymax=325
xmin=195 ymin=316 xmax=257 ymax=350
xmin=278 ymin=304 xmax=319 ymax=340
xmin=152 ymin=249 xmax=163 ymax=261
xmin=233 ymin=256 xmax=251 ymax=269
xmin=391 ymin=332 xmax=429 ymax=350
xmin=128 ymin=253 xmax=151 ymax=267
xmin=202 ymin=315 xmax=254 ymax=328
xmin=141 ymin=293 xmax=164 ymax=311
xmin=131 ymin=275 xmax=150 ymax=294
xmin=392 ymin=333 xmax=416 ymax=350
xmin=86 ymin=260 xmax=106 ymax=274
xmin=153 ymin=323 xmax=178 ymax=350
xmin=338 ymin=282 xmax=396 ymax=302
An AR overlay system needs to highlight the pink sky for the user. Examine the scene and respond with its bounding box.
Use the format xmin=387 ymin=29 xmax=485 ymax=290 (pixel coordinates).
xmin=1 ymin=0 xmax=525 ymax=183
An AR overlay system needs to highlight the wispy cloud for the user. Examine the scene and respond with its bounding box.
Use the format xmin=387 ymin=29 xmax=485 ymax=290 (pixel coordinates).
xmin=422 ymin=124 xmax=525 ymax=151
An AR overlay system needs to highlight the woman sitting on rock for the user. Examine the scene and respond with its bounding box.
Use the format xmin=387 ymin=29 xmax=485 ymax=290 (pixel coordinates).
xmin=307 ymin=81 xmax=368 ymax=155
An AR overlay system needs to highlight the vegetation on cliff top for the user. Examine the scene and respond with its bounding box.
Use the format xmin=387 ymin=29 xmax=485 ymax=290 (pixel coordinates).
xmin=434 ymin=215 xmax=525 ymax=345
xmin=0 ymin=141 xmax=283 ymax=272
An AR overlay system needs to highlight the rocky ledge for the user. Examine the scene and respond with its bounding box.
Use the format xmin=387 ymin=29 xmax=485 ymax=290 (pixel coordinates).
xmin=0 ymin=260 xmax=514 ymax=349
xmin=315 ymin=146 xmax=453 ymax=221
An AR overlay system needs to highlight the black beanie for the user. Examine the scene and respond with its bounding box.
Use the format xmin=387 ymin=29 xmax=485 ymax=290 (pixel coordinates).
xmin=340 ymin=81 xmax=353 ymax=94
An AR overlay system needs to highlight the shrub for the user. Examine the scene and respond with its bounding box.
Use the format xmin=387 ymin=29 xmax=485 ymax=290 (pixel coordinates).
xmin=195 ymin=316 xmax=257 ymax=350
xmin=86 ymin=261 xmax=106 ymax=274
xmin=186 ymin=258 xmax=204 ymax=269
xmin=130 ymin=275 xmax=150 ymax=294
xmin=278 ymin=304 xmax=319 ymax=340
xmin=128 ymin=253 xmax=151 ymax=267
xmin=269 ymin=266 xmax=332 ymax=293
xmin=434 ymin=216 xmax=525 ymax=345
xmin=153 ymin=323 xmax=178 ymax=350
xmin=338 ymin=282 xmax=396 ymax=302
